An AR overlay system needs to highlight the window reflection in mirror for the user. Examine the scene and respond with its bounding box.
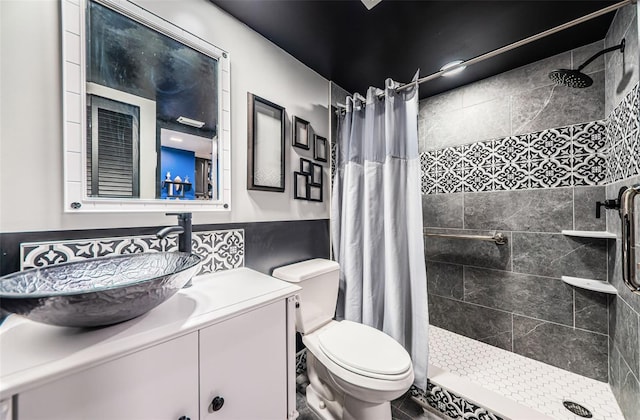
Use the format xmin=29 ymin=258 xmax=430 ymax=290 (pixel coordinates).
xmin=85 ymin=0 xmax=219 ymax=201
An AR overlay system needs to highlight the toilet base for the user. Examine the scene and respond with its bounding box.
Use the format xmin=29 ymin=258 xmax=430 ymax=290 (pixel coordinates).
xmin=305 ymin=351 xmax=393 ymax=420
xmin=306 ymin=383 xmax=393 ymax=420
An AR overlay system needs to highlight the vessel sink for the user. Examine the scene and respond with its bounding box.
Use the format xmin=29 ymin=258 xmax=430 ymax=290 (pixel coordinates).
xmin=0 ymin=252 xmax=201 ymax=328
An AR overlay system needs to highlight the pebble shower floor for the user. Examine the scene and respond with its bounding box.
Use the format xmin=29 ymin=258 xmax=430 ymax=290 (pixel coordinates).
xmin=429 ymin=326 xmax=623 ymax=420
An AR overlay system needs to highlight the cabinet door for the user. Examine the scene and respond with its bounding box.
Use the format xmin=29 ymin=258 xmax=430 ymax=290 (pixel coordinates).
xmin=200 ymin=301 xmax=287 ymax=420
xmin=18 ymin=332 xmax=198 ymax=420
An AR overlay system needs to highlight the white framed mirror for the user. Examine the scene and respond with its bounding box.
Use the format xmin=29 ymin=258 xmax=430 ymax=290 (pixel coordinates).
xmin=62 ymin=0 xmax=231 ymax=212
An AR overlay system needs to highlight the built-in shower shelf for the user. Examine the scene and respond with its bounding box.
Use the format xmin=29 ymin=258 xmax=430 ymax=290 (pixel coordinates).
xmin=561 ymin=276 xmax=618 ymax=294
xmin=561 ymin=230 xmax=616 ymax=239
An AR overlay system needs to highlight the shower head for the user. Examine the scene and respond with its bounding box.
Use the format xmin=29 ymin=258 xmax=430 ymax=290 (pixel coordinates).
xmin=549 ymin=69 xmax=593 ymax=88
xmin=549 ymin=39 xmax=625 ymax=88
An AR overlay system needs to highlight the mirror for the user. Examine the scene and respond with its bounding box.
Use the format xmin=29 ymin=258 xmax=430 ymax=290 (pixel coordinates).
xmin=62 ymin=0 xmax=231 ymax=212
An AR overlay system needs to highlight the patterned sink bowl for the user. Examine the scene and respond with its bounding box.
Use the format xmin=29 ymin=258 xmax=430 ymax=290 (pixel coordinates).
xmin=0 ymin=252 xmax=201 ymax=328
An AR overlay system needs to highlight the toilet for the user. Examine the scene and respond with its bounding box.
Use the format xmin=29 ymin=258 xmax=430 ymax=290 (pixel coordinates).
xmin=272 ymin=259 xmax=414 ymax=420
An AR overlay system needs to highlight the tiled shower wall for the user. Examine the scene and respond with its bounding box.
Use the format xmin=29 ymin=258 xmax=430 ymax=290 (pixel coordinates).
xmin=604 ymin=4 xmax=640 ymax=420
xmin=420 ymin=39 xmax=615 ymax=383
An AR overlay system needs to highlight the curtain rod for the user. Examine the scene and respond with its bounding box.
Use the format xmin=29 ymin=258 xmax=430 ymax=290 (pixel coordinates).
xmin=336 ymin=0 xmax=633 ymax=109
xmin=393 ymin=0 xmax=634 ymax=93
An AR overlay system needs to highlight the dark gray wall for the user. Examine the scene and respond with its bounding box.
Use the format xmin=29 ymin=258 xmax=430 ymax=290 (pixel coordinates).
xmin=605 ymin=4 xmax=640 ymax=420
xmin=419 ymin=40 xmax=612 ymax=382
xmin=0 ymin=219 xmax=330 ymax=277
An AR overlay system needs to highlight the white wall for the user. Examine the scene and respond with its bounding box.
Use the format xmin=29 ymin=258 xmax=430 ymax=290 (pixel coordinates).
xmin=0 ymin=0 xmax=330 ymax=233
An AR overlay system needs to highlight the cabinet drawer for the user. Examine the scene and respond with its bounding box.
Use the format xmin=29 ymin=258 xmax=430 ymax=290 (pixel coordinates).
xmin=18 ymin=332 xmax=199 ymax=420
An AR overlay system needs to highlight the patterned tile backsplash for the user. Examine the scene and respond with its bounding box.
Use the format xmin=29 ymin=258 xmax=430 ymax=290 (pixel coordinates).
xmin=421 ymin=83 xmax=639 ymax=194
xmin=21 ymin=229 xmax=245 ymax=276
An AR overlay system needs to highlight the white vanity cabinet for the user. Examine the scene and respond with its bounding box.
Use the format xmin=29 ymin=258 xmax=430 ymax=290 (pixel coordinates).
xmin=1 ymin=269 xmax=300 ymax=420
xmin=17 ymin=333 xmax=200 ymax=420
xmin=199 ymin=300 xmax=287 ymax=419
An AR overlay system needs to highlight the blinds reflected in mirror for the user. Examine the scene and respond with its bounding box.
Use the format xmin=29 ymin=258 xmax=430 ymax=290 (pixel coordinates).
xmin=87 ymin=95 xmax=140 ymax=198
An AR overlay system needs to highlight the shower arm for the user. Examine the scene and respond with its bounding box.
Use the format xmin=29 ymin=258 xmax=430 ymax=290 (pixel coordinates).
xmin=577 ymin=40 xmax=625 ymax=72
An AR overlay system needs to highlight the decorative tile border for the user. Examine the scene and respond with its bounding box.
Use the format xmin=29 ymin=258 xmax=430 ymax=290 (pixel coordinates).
xmin=606 ymin=83 xmax=640 ymax=183
xmin=20 ymin=229 xmax=245 ymax=276
xmin=420 ymin=120 xmax=608 ymax=194
xmin=409 ymin=383 xmax=504 ymax=420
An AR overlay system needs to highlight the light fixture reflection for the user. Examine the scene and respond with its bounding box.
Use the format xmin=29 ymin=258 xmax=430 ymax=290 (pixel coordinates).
xmin=440 ymin=60 xmax=467 ymax=77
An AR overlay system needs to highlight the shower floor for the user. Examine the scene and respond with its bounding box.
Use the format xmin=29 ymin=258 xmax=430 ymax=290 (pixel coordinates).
xmin=428 ymin=326 xmax=623 ymax=420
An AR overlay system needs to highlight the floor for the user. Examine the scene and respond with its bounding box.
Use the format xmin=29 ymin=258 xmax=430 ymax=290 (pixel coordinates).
xmin=296 ymin=326 xmax=624 ymax=420
xmin=429 ymin=326 xmax=623 ymax=420
xmin=295 ymin=385 xmax=445 ymax=420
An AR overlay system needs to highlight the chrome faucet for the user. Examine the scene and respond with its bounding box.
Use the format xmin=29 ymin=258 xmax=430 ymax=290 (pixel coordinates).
xmin=157 ymin=212 xmax=194 ymax=287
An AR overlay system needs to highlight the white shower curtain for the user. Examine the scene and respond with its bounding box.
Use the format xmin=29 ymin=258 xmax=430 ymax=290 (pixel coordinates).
xmin=331 ymin=76 xmax=428 ymax=390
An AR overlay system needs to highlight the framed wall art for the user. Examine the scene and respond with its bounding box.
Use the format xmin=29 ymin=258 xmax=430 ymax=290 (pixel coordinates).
xmin=247 ymin=93 xmax=285 ymax=192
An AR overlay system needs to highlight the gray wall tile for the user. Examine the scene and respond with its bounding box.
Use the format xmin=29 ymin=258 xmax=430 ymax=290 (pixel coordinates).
xmin=464 ymin=267 xmax=573 ymax=326
xmin=461 ymin=51 xmax=571 ymax=108
xmin=513 ymin=315 xmax=608 ymax=381
xmin=330 ymin=81 xmax=351 ymax=108
xmin=425 ymin=228 xmax=511 ymax=271
xmin=460 ymin=97 xmax=511 ymax=143
xmin=428 ymin=294 xmax=512 ymax=350
xmin=608 ymin=238 xmax=640 ymax=315
xmin=572 ymin=40 xmax=606 ymax=73
xmin=575 ymin=288 xmax=609 ymax=335
xmin=610 ymin=339 xmax=621 ymax=400
xmin=464 ymin=188 xmax=573 ymax=232
xmin=422 ymin=193 xmax=463 ymax=228
xmin=420 ymin=89 xmax=463 ymax=117
xmin=511 ymin=70 xmax=605 ymax=135
xmin=609 ymin=295 xmax=640 ymax=379
xmin=574 ymin=186 xmax=606 ymax=231
xmin=512 ymin=232 xmax=608 ymax=280
xmin=426 ymin=261 xmax=464 ymax=300
xmin=618 ymin=355 xmax=640 ymax=420
xmin=422 ymin=108 xmax=467 ymax=151
xmin=605 ymin=9 xmax=639 ymax=116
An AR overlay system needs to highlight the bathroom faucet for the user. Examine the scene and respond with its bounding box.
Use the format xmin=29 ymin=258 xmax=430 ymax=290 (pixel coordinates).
xmin=157 ymin=213 xmax=194 ymax=287
xmin=157 ymin=213 xmax=192 ymax=253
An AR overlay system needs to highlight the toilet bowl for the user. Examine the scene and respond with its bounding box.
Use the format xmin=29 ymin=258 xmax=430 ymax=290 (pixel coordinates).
xmin=272 ymin=259 xmax=414 ymax=420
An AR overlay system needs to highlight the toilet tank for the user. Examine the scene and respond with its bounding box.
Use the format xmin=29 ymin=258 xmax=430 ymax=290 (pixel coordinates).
xmin=272 ymin=259 xmax=340 ymax=334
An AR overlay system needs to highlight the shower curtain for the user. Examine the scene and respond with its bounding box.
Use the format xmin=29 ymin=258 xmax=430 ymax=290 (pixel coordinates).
xmin=331 ymin=76 xmax=428 ymax=390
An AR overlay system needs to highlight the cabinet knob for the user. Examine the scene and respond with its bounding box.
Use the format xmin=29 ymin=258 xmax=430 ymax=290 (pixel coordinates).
xmin=211 ymin=396 xmax=225 ymax=411
xmin=178 ymin=417 xmax=190 ymax=420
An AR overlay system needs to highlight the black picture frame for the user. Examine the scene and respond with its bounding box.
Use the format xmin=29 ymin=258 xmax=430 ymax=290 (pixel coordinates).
xmin=294 ymin=172 xmax=309 ymax=200
xmin=308 ymin=185 xmax=323 ymax=202
xmin=310 ymin=162 xmax=323 ymax=187
xmin=247 ymin=93 xmax=286 ymax=192
xmin=293 ymin=116 xmax=311 ymax=149
xmin=314 ymin=135 xmax=328 ymax=162
xmin=300 ymin=157 xmax=313 ymax=175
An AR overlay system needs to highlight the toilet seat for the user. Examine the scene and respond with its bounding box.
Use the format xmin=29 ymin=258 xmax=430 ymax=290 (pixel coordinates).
xmin=303 ymin=321 xmax=413 ymax=390
xmin=318 ymin=320 xmax=412 ymax=379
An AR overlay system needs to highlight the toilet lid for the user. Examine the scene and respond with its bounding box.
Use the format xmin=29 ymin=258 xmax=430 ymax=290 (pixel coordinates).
xmin=317 ymin=321 xmax=411 ymax=376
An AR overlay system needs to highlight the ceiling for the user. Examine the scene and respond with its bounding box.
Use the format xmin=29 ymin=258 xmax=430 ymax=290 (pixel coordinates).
xmin=209 ymin=0 xmax=620 ymax=99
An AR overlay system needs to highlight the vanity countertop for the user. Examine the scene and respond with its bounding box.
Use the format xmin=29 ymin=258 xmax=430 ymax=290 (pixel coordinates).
xmin=0 ymin=268 xmax=300 ymax=400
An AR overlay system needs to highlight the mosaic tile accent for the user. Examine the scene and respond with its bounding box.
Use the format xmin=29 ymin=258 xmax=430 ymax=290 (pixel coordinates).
xmin=409 ymin=383 xmax=503 ymax=420
xmin=420 ymin=117 xmax=611 ymax=194
xmin=606 ymin=84 xmax=640 ymax=184
xmin=20 ymin=230 xmax=245 ymax=276
xmin=493 ymin=135 xmax=527 ymax=165
xmin=529 ymin=127 xmax=572 ymax=161
xmin=430 ymin=326 xmax=624 ymax=420
xmin=296 ymin=349 xmax=308 ymax=376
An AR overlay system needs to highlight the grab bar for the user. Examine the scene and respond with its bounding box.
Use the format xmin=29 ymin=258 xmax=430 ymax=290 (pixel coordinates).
xmin=424 ymin=231 xmax=508 ymax=245
xmin=620 ymin=184 xmax=640 ymax=295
